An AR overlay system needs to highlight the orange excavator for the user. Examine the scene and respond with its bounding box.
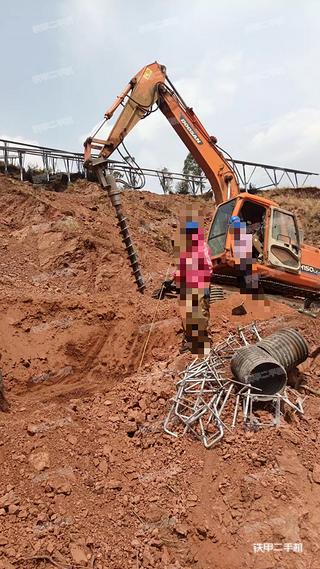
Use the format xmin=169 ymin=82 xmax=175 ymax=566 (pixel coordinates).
xmin=84 ymin=62 xmax=320 ymax=301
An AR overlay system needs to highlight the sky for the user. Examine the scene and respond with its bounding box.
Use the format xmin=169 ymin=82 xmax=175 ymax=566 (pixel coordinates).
xmin=0 ymin=0 xmax=319 ymax=190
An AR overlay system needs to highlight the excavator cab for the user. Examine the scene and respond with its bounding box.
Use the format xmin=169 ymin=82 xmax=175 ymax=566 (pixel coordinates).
xmin=208 ymin=195 xmax=301 ymax=275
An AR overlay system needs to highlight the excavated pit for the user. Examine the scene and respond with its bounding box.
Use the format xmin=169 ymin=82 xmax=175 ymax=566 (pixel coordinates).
xmin=0 ymin=174 xmax=319 ymax=569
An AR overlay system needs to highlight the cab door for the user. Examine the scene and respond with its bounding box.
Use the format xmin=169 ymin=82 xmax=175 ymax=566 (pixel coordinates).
xmin=208 ymin=198 xmax=237 ymax=257
xmin=266 ymin=207 xmax=301 ymax=273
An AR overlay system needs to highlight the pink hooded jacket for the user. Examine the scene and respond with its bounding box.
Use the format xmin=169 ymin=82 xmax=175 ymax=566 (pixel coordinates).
xmin=174 ymin=227 xmax=212 ymax=289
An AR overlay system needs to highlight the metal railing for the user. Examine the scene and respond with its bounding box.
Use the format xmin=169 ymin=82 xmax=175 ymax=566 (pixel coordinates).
xmin=228 ymin=157 xmax=318 ymax=190
xmin=0 ymin=138 xmax=317 ymax=192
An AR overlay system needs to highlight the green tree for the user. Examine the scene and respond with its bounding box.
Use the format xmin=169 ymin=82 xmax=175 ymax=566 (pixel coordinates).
xmin=176 ymin=152 xmax=205 ymax=195
xmin=176 ymin=176 xmax=190 ymax=195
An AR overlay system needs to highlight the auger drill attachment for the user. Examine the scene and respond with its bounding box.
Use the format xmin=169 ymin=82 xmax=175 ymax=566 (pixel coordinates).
xmin=96 ymin=169 xmax=145 ymax=293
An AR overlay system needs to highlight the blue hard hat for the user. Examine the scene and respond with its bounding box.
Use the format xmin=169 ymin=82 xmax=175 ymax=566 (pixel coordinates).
xmin=185 ymin=221 xmax=199 ymax=230
xmin=229 ymin=215 xmax=241 ymax=227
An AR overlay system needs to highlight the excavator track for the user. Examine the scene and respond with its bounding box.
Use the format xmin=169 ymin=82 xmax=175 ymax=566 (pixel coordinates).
xmin=212 ymin=274 xmax=320 ymax=303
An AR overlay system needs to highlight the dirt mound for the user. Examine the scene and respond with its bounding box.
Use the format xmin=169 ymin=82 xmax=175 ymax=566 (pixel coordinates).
xmin=259 ymin=187 xmax=320 ymax=246
xmin=0 ymin=175 xmax=319 ymax=569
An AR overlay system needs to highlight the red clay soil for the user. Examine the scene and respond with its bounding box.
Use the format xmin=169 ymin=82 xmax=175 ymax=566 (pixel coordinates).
xmin=0 ymin=174 xmax=319 ymax=569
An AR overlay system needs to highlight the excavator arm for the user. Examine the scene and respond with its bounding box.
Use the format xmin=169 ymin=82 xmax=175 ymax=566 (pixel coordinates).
xmin=84 ymin=62 xmax=239 ymax=204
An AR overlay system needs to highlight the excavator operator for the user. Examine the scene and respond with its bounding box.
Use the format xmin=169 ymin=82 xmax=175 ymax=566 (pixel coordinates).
xmin=229 ymin=216 xmax=261 ymax=297
xmin=246 ymin=213 xmax=266 ymax=260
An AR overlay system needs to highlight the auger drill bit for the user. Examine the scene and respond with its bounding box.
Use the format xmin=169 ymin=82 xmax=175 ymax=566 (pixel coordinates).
xmin=96 ymin=169 xmax=145 ymax=293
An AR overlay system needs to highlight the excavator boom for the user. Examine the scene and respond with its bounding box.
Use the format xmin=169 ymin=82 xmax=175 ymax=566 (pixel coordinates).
xmin=84 ymin=62 xmax=239 ymax=204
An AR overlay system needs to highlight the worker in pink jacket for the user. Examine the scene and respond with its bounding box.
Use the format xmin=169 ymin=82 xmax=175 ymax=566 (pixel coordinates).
xmin=175 ymin=219 xmax=212 ymax=355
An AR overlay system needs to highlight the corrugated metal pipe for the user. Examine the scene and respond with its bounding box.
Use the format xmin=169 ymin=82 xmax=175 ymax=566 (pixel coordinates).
xmin=257 ymin=328 xmax=309 ymax=370
xmin=231 ymin=345 xmax=287 ymax=396
xmin=231 ymin=328 xmax=309 ymax=396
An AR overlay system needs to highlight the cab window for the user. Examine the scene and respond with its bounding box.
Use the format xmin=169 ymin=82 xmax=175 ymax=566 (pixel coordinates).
xmin=272 ymin=210 xmax=299 ymax=245
xmin=208 ymin=199 xmax=236 ymax=256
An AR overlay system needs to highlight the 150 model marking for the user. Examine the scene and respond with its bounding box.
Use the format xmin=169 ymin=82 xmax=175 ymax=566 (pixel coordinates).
xmin=301 ymin=264 xmax=320 ymax=276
